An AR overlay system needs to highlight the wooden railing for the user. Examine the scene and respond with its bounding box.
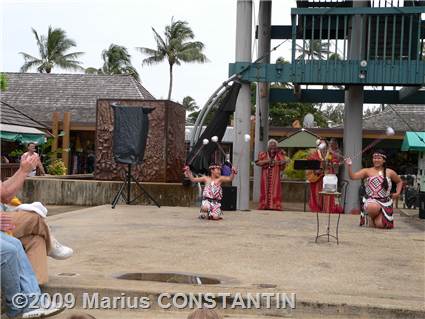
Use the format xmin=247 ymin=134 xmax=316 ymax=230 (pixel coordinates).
xmin=1 ymin=163 xmax=20 ymax=181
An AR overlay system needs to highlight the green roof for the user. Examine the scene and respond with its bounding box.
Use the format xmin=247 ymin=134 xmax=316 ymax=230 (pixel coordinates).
xmin=278 ymin=129 xmax=319 ymax=148
xmin=401 ymin=131 xmax=425 ymax=151
xmin=0 ymin=124 xmax=46 ymax=144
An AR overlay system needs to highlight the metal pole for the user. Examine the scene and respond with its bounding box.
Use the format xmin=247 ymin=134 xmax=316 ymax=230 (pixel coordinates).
xmin=233 ymin=0 xmax=252 ymax=211
xmin=253 ymin=0 xmax=271 ymax=202
xmin=343 ymin=1 xmax=368 ymax=214
xmin=127 ymin=164 xmax=131 ymax=204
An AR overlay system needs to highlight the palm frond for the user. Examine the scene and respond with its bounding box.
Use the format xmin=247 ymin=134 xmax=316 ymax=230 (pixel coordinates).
xmin=61 ymin=51 xmax=85 ymax=60
xmin=151 ymin=27 xmax=168 ymax=52
xmin=141 ymin=55 xmax=165 ymax=66
xmin=31 ymin=28 xmax=46 ymax=59
xmin=20 ymin=59 xmax=43 ymax=72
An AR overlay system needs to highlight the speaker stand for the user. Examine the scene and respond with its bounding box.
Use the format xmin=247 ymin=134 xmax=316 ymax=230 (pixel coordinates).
xmin=111 ymin=164 xmax=161 ymax=209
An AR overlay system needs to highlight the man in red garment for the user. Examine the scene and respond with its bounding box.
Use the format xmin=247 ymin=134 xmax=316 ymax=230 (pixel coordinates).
xmin=307 ymin=139 xmax=342 ymax=213
xmin=255 ymin=139 xmax=287 ymax=210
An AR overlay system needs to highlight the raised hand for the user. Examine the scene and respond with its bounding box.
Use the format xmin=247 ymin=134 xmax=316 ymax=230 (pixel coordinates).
xmin=344 ymin=157 xmax=353 ymax=166
xmin=20 ymin=154 xmax=38 ymax=173
xmin=183 ymin=165 xmax=191 ymax=178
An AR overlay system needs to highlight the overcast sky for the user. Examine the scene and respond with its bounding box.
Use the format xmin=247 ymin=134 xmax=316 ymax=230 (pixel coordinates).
xmin=1 ymin=0 xmax=295 ymax=106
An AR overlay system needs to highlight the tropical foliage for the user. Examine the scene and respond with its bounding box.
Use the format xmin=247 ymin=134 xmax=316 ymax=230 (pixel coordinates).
xmin=137 ymin=18 xmax=208 ymax=100
xmin=20 ymin=26 xmax=84 ymax=73
xmin=0 ymin=73 xmax=8 ymax=91
xmin=296 ymin=40 xmax=331 ymax=60
xmin=284 ymin=149 xmax=310 ymax=180
xmin=85 ymin=44 xmax=139 ymax=80
xmin=182 ymin=96 xmax=198 ymax=112
xmin=47 ymin=159 xmax=67 ymax=175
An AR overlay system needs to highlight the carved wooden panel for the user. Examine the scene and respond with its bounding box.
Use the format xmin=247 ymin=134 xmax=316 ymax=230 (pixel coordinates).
xmin=94 ymin=99 xmax=185 ymax=182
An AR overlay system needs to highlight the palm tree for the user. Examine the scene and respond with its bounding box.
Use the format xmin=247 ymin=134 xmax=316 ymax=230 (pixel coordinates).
xmin=182 ymin=96 xmax=198 ymax=112
xmin=86 ymin=44 xmax=140 ymax=80
xmin=137 ymin=18 xmax=208 ymax=100
xmin=84 ymin=67 xmax=101 ymax=75
xmin=329 ymin=52 xmax=342 ymax=61
xmin=296 ymin=40 xmax=331 ymax=60
xmin=20 ymin=26 xmax=84 ymax=73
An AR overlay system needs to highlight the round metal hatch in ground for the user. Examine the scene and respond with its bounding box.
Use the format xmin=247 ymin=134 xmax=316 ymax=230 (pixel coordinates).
xmin=56 ymin=272 xmax=79 ymax=277
xmin=114 ymin=272 xmax=221 ymax=285
xmin=254 ymin=283 xmax=277 ymax=289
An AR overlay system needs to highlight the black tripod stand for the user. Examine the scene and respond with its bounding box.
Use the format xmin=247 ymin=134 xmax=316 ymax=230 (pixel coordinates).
xmin=111 ymin=164 xmax=161 ymax=209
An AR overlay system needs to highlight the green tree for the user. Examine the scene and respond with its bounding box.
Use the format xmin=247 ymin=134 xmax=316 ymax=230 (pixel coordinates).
xmin=322 ymin=104 xmax=344 ymax=126
xmin=86 ymin=44 xmax=139 ymax=80
xmin=182 ymin=96 xmax=198 ymax=112
xmin=187 ymin=109 xmax=216 ymax=125
xmin=20 ymin=26 xmax=84 ymax=73
xmin=363 ymin=106 xmax=381 ymax=117
xmin=284 ymin=149 xmax=310 ymax=180
xmin=268 ymin=102 xmax=328 ymax=128
xmin=273 ymin=57 xmax=292 ymax=88
xmin=137 ymin=18 xmax=208 ymax=100
xmin=0 ymin=73 xmax=8 ymax=91
xmin=296 ymin=40 xmax=331 ymax=60
xmin=84 ymin=67 xmax=100 ymax=74
xmin=329 ymin=52 xmax=342 ymax=61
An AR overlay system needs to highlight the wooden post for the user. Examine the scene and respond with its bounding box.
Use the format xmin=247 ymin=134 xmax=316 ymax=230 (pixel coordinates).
xmin=62 ymin=112 xmax=71 ymax=174
xmin=51 ymin=112 xmax=59 ymax=160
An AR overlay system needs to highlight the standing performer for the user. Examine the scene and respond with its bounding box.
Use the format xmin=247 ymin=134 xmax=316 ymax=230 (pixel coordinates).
xmin=345 ymin=150 xmax=402 ymax=228
xmin=184 ymin=163 xmax=237 ymax=220
xmin=306 ymin=139 xmax=328 ymax=212
xmin=306 ymin=139 xmax=342 ymax=213
xmin=255 ymin=139 xmax=287 ymax=211
xmin=21 ymin=142 xmax=45 ymax=176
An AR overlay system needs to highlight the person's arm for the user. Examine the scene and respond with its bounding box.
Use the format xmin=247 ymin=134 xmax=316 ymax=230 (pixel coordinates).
xmin=1 ymin=155 xmax=38 ymax=203
xmin=389 ymin=169 xmax=403 ymax=199
xmin=36 ymin=155 xmax=46 ymax=175
xmin=277 ymin=152 xmax=289 ymax=167
xmin=344 ymin=158 xmax=367 ymax=180
xmin=255 ymin=152 xmax=270 ymax=167
xmin=219 ymin=167 xmax=237 ymax=183
xmin=255 ymin=159 xmax=270 ymax=167
xmin=183 ymin=166 xmax=207 ymax=183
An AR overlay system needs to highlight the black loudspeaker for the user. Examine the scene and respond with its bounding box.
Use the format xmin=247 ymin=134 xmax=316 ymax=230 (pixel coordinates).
xmin=222 ymin=186 xmax=237 ymax=211
xmin=112 ymin=104 xmax=153 ymax=165
xmin=419 ymin=192 xmax=425 ymax=219
xmin=110 ymin=104 xmax=160 ymax=209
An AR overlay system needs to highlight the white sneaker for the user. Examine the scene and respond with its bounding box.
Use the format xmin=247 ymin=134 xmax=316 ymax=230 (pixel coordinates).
xmin=21 ymin=303 xmax=65 ymax=318
xmin=48 ymin=238 xmax=73 ymax=260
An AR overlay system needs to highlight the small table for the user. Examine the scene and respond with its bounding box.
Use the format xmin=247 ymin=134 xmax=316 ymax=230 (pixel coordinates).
xmin=316 ymin=191 xmax=342 ymax=244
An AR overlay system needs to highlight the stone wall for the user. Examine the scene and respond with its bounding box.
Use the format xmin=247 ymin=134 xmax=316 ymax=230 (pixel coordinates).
xmin=94 ymin=99 xmax=185 ymax=183
xmin=20 ymin=178 xmax=308 ymax=207
xmin=21 ymin=178 xmax=197 ymax=207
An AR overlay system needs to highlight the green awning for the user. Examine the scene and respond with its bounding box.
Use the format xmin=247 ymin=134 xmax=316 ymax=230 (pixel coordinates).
xmin=278 ymin=129 xmax=319 ymax=148
xmin=401 ymin=131 xmax=425 ymax=151
xmin=0 ymin=124 xmax=46 ymax=145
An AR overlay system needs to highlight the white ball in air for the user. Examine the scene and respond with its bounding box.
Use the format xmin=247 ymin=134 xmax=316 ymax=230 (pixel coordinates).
xmin=386 ymin=127 xmax=395 ymax=136
xmin=202 ymin=139 xmax=209 ymax=145
xmin=211 ymin=136 xmax=218 ymax=142
xmin=318 ymin=142 xmax=326 ymax=150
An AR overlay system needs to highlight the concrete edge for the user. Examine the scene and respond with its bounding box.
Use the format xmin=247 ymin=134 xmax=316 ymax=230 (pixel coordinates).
xmin=43 ymin=285 xmax=425 ymax=319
